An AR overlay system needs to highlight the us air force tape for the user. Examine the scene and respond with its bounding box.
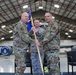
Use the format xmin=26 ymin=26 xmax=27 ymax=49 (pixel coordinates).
xmin=1 ymin=46 xmax=11 ymax=56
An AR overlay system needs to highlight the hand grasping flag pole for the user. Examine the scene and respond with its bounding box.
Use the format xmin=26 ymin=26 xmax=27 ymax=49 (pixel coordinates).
xmin=26 ymin=8 xmax=44 ymax=75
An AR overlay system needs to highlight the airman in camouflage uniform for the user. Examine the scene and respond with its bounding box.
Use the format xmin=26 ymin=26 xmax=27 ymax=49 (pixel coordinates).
xmin=42 ymin=12 xmax=60 ymax=75
xmin=13 ymin=12 xmax=34 ymax=75
xmin=29 ymin=19 xmax=45 ymax=75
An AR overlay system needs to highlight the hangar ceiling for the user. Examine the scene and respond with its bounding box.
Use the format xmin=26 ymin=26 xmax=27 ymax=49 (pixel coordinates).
xmin=0 ymin=0 xmax=76 ymax=41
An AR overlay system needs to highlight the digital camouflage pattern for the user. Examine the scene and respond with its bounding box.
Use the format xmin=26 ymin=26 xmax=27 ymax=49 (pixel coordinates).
xmin=29 ymin=27 xmax=45 ymax=52
xmin=29 ymin=27 xmax=45 ymax=75
xmin=43 ymin=20 xmax=60 ymax=75
xmin=13 ymin=20 xmax=34 ymax=75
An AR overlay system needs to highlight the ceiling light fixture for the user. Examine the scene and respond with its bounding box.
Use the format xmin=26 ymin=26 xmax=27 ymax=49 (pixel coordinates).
xmin=65 ymin=33 xmax=68 ymax=35
xmin=1 ymin=37 xmax=5 ymax=40
xmin=9 ymin=30 xmax=13 ymax=33
xmin=52 ymin=16 xmax=55 ymax=19
xmin=54 ymin=4 xmax=60 ymax=8
xmin=69 ymin=30 xmax=73 ymax=32
xmin=68 ymin=35 xmax=71 ymax=38
xmin=1 ymin=25 xmax=6 ymax=28
xmin=23 ymin=5 xmax=28 ymax=9
xmin=10 ymin=36 xmax=13 ymax=39
xmin=39 ymin=6 xmax=43 ymax=9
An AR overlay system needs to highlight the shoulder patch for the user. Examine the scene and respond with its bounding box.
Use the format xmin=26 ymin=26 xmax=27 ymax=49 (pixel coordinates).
xmin=53 ymin=27 xmax=56 ymax=30
xmin=18 ymin=25 xmax=24 ymax=31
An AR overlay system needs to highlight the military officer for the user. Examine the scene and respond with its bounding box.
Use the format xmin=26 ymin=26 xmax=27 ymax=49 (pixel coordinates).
xmin=29 ymin=19 xmax=45 ymax=75
xmin=13 ymin=12 xmax=39 ymax=75
xmin=42 ymin=12 xmax=60 ymax=75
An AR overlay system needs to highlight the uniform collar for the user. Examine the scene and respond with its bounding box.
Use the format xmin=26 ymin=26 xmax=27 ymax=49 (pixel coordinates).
xmin=19 ymin=20 xmax=27 ymax=26
xmin=48 ymin=19 xmax=55 ymax=26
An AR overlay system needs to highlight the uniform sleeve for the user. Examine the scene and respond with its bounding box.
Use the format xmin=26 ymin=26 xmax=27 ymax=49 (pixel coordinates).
xmin=29 ymin=28 xmax=45 ymax=41
xmin=16 ymin=24 xmax=34 ymax=44
xmin=38 ymin=28 xmax=45 ymax=41
xmin=42 ymin=22 xmax=59 ymax=44
xmin=13 ymin=24 xmax=18 ymax=37
xmin=29 ymin=29 xmax=34 ymax=39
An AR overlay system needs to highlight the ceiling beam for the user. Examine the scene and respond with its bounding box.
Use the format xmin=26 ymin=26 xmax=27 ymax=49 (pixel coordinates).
xmin=33 ymin=10 xmax=76 ymax=25
xmin=0 ymin=17 xmax=20 ymax=26
xmin=0 ymin=10 xmax=76 ymax=26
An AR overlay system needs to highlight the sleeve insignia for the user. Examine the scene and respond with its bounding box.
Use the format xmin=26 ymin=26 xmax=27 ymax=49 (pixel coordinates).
xmin=18 ymin=25 xmax=24 ymax=31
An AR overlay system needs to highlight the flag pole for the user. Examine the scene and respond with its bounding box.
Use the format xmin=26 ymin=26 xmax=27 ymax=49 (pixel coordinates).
xmin=29 ymin=9 xmax=44 ymax=75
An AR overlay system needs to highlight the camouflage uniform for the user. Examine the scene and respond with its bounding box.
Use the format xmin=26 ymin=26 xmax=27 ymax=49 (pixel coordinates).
xmin=13 ymin=20 xmax=34 ymax=75
xmin=42 ymin=20 xmax=60 ymax=75
xmin=29 ymin=27 xmax=45 ymax=75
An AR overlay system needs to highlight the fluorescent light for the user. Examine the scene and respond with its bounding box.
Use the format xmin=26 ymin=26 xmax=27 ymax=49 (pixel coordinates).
xmin=23 ymin=5 xmax=28 ymax=9
xmin=68 ymin=35 xmax=71 ymax=38
xmin=65 ymin=33 xmax=68 ymax=35
xmin=9 ymin=30 xmax=13 ymax=33
xmin=69 ymin=30 xmax=73 ymax=32
xmin=10 ymin=36 xmax=13 ymax=38
xmin=54 ymin=4 xmax=60 ymax=8
xmin=1 ymin=25 xmax=6 ymax=28
xmin=39 ymin=6 xmax=43 ymax=9
xmin=1 ymin=37 xmax=5 ymax=40
xmin=52 ymin=16 xmax=55 ymax=19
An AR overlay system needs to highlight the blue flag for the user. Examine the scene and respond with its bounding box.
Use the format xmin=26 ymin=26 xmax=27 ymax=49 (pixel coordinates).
xmin=26 ymin=9 xmax=32 ymax=32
